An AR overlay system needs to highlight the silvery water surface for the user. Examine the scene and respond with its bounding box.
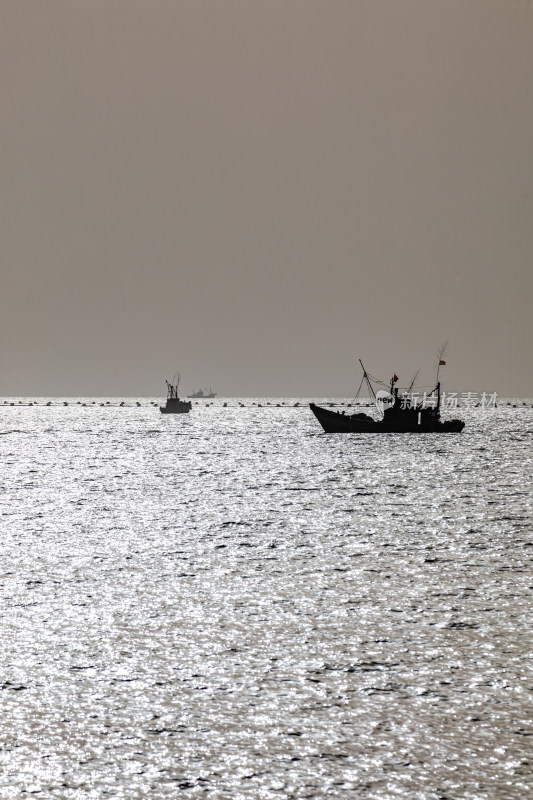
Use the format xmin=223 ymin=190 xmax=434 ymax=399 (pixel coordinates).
xmin=1 ymin=397 xmax=532 ymax=800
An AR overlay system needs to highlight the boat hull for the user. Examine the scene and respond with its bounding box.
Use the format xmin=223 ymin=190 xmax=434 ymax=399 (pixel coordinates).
xmin=309 ymin=403 xmax=464 ymax=433
xmin=160 ymin=400 xmax=192 ymax=414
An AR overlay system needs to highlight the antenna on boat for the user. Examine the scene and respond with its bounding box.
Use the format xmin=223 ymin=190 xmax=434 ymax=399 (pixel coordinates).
xmin=434 ymin=342 xmax=449 ymax=412
xmin=407 ymin=369 xmax=420 ymax=394
xmin=436 ymin=341 xmax=448 ymax=384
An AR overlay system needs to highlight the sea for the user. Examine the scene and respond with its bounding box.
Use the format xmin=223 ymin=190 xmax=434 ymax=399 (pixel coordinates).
xmin=1 ymin=398 xmax=532 ymax=799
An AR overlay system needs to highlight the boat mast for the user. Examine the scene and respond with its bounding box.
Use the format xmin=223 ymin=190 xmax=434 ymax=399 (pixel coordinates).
xmin=359 ymin=359 xmax=377 ymax=402
xmin=436 ymin=343 xmax=449 ymax=412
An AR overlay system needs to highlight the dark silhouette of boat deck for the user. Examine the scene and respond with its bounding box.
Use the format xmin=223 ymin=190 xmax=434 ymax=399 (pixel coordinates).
xmin=309 ymin=402 xmax=464 ymax=432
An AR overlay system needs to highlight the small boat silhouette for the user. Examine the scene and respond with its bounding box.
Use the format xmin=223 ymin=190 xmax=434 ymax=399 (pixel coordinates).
xmin=160 ymin=376 xmax=192 ymax=414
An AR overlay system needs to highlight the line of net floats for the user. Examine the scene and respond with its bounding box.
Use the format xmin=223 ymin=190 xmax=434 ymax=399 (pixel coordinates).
xmin=1 ymin=400 xmax=531 ymax=408
xmin=1 ymin=400 xmax=360 ymax=408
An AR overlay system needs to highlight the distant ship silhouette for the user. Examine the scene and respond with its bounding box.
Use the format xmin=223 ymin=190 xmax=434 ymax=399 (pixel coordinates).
xmin=188 ymin=388 xmax=217 ymax=399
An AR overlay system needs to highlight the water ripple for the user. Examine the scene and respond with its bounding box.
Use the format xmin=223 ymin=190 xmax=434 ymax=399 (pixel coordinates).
xmin=0 ymin=401 xmax=531 ymax=798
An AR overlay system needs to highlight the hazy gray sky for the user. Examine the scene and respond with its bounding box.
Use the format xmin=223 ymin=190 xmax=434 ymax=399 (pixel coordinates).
xmin=2 ymin=0 xmax=532 ymax=396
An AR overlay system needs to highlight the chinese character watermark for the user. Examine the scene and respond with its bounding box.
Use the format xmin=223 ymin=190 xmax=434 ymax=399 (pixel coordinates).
xmin=390 ymin=391 xmax=498 ymax=411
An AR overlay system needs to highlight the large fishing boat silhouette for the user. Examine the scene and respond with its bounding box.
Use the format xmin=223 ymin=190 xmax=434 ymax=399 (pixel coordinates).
xmin=160 ymin=376 xmax=192 ymax=414
xmin=310 ymin=359 xmax=465 ymax=433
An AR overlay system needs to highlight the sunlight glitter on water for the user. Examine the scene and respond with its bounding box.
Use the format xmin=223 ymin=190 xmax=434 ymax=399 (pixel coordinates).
xmin=0 ymin=400 xmax=532 ymax=798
